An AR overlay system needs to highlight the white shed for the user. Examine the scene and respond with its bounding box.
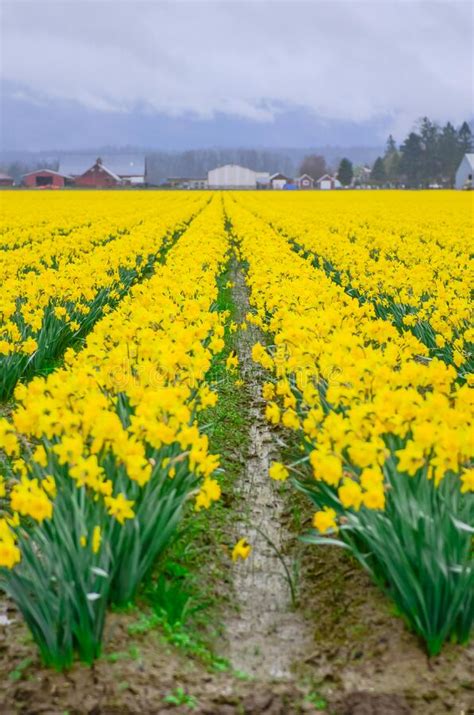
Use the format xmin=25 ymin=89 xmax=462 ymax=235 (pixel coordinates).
xmin=316 ymin=174 xmax=341 ymax=190
xmin=208 ymin=164 xmax=260 ymax=189
xmin=269 ymin=172 xmax=291 ymax=189
xmin=455 ymin=154 xmax=474 ymax=189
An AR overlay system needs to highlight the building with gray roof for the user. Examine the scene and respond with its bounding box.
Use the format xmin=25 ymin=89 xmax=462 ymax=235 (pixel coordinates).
xmin=455 ymin=153 xmax=474 ymax=189
xmin=59 ymin=154 xmax=146 ymax=184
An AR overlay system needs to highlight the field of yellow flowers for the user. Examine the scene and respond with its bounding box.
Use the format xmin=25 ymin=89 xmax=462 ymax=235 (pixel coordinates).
xmin=0 ymin=190 xmax=472 ymax=687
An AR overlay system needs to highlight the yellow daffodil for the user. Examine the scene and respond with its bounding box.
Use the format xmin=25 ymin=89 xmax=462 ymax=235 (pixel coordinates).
xmin=232 ymin=538 xmax=251 ymax=561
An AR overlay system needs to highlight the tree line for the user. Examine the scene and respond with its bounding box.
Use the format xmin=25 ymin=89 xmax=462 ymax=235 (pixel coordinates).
xmin=371 ymin=118 xmax=472 ymax=187
xmin=298 ymin=118 xmax=472 ymax=188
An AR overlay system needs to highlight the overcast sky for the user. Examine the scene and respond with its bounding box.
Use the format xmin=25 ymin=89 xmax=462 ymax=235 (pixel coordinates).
xmin=1 ymin=0 xmax=473 ymax=150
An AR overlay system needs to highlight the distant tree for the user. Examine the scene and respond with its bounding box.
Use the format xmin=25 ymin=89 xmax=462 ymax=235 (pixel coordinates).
xmin=438 ymin=122 xmax=459 ymax=185
xmin=385 ymin=134 xmax=397 ymax=156
xmin=399 ymin=132 xmax=424 ymax=187
xmin=418 ymin=117 xmax=441 ymax=185
xmin=382 ymin=134 xmax=400 ymax=183
xmin=458 ymin=121 xmax=473 ymax=155
xmin=384 ymin=151 xmax=401 ymax=184
xmin=337 ymin=158 xmax=353 ymax=186
xmin=298 ymin=154 xmax=327 ymax=180
xmin=371 ymin=157 xmax=387 ymax=185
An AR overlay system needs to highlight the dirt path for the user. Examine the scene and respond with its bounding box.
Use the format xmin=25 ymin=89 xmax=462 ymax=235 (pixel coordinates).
xmin=223 ymin=260 xmax=312 ymax=680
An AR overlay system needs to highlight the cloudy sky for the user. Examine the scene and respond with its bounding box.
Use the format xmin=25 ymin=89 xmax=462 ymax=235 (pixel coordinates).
xmin=1 ymin=0 xmax=473 ymax=150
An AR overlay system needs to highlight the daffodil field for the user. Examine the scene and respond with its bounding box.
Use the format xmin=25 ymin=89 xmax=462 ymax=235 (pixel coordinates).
xmin=0 ymin=190 xmax=472 ymax=674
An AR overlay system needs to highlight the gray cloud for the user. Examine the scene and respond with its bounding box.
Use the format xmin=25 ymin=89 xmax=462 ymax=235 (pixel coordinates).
xmin=1 ymin=0 xmax=473 ymax=138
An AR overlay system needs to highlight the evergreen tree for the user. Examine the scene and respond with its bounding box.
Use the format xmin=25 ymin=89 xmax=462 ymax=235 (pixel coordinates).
xmin=384 ymin=151 xmax=401 ymax=184
xmin=371 ymin=157 xmax=387 ymax=185
xmin=458 ymin=121 xmax=473 ymax=155
xmin=438 ymin=122 xmax=459 ymax=185
xmin=383 ymin=134 xmax=401 ymax=183
xmin=337 ymin=158 xmax=353 ymax=186
xmin=399 ymin=132 xmax=424 ymax=187
xmin=418 ymin=117 xmax=441 ymax=185
xmin=385 ymin=134 xmax=397 ymax=156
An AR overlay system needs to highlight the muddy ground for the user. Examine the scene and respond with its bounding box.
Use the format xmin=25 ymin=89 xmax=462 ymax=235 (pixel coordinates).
xmin=1 ymin=553 xmax=472 ymax=715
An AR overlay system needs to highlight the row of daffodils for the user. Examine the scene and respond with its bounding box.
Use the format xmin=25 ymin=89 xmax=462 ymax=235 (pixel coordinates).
xmin=241 ymin=191 xmax=473 ymax=374
xmin=0 ymin=192 xmax=209 ymax=400
xmin=226 ymin=193 xmax=473 ymax=656
xmin=0 ymin=196 xmax=227 ymax=668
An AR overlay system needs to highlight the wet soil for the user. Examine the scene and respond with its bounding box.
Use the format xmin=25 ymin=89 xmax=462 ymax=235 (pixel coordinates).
xmin=0 ymin=602 xmax=310 ymax=715
xmin=294 ymin=536 xmax=474 ymax=714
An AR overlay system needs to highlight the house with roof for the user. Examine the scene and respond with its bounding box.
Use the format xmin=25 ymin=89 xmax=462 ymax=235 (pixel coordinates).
xmin=74 ymin=158 xmax=124 ymax=188
xmin=59 ymin=154 xmax=146 ymax=185
xmin=22 ymin=168 xmax=73 ymax=188
xmin=295 ymin=173 xmax=314 ymax=189
xmin=270 ymin=172 xmax=292 ymax=189
xmin=455 ymin=154 xmax=474 ymax=189
xmin=315 ymin=174 xmax=341 ymax=190
xmin=0 ymin=172 xmax=14 ymax=187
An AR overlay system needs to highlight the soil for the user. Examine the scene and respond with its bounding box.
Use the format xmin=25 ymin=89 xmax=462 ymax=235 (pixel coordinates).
xmin=294 ymin=539 xmax=474 ymax=715
xmin=0 ymin=603 xmax=309 ymax=715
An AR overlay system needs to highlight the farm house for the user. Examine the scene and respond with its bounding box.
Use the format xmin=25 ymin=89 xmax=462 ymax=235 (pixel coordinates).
xmin=315 ymin=173 xmax=341 ymax=190
xmin=296 ymin=173 xmax=315 ymax=189
xmin=74 ymin=158 xmax=124 ymax=188
xmin=0 ymin=172 xmax=14 ymax=187
xmin=22 ymin=169 xmax=73 ymax=188
xmin=269 ymin=172 xmax=291 ymax=189
xmin=59 ymin=154 xmax=146 ymax=185
xmin=208 ymin=164 xmax=269 ymax=189
xmin=455 ymin=153 xmax=474 ymax=189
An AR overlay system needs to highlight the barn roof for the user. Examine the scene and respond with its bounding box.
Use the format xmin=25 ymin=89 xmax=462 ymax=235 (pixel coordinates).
xmin=59 ymin=154 xmax=145 ymax=177
xmin=463 ymin=153 xmax=474 ymax=168
xmin=270 ymin=172 xmax=290 ymax=181
xmin=21 ymin=168 xmax=72 ymax=178
xmin=209 ymin=164 xmax=255 ymax=172
xmin=0 ymin=172 xmax=13 ymax=180
xmin=85 ymin=161 xmax=122 ymax=182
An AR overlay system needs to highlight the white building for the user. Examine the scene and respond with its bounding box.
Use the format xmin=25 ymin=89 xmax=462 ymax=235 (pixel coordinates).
xmin=315 ymin=174 xmax=342 ymax=190
xmin=269 ymin=172 xmax=291 ymax=189
xmin=208 ymin=164 xmax=269 ymax=189
xmin=167 ymin=177 xmax=208 ymax=189
xmin=455 ymin=154 xmax=474 ymax=189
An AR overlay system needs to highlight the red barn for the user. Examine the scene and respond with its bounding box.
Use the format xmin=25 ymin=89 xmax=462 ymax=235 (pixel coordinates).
xmin=75 ymin=158 xmax=123 ymax=188
xmin=22 ymin=169 xmax=72 ymax=188
xmin=59 ymin=154 xmax=145 ymax=184
xmin=0 ymin=172 xmax=14 ymax=187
